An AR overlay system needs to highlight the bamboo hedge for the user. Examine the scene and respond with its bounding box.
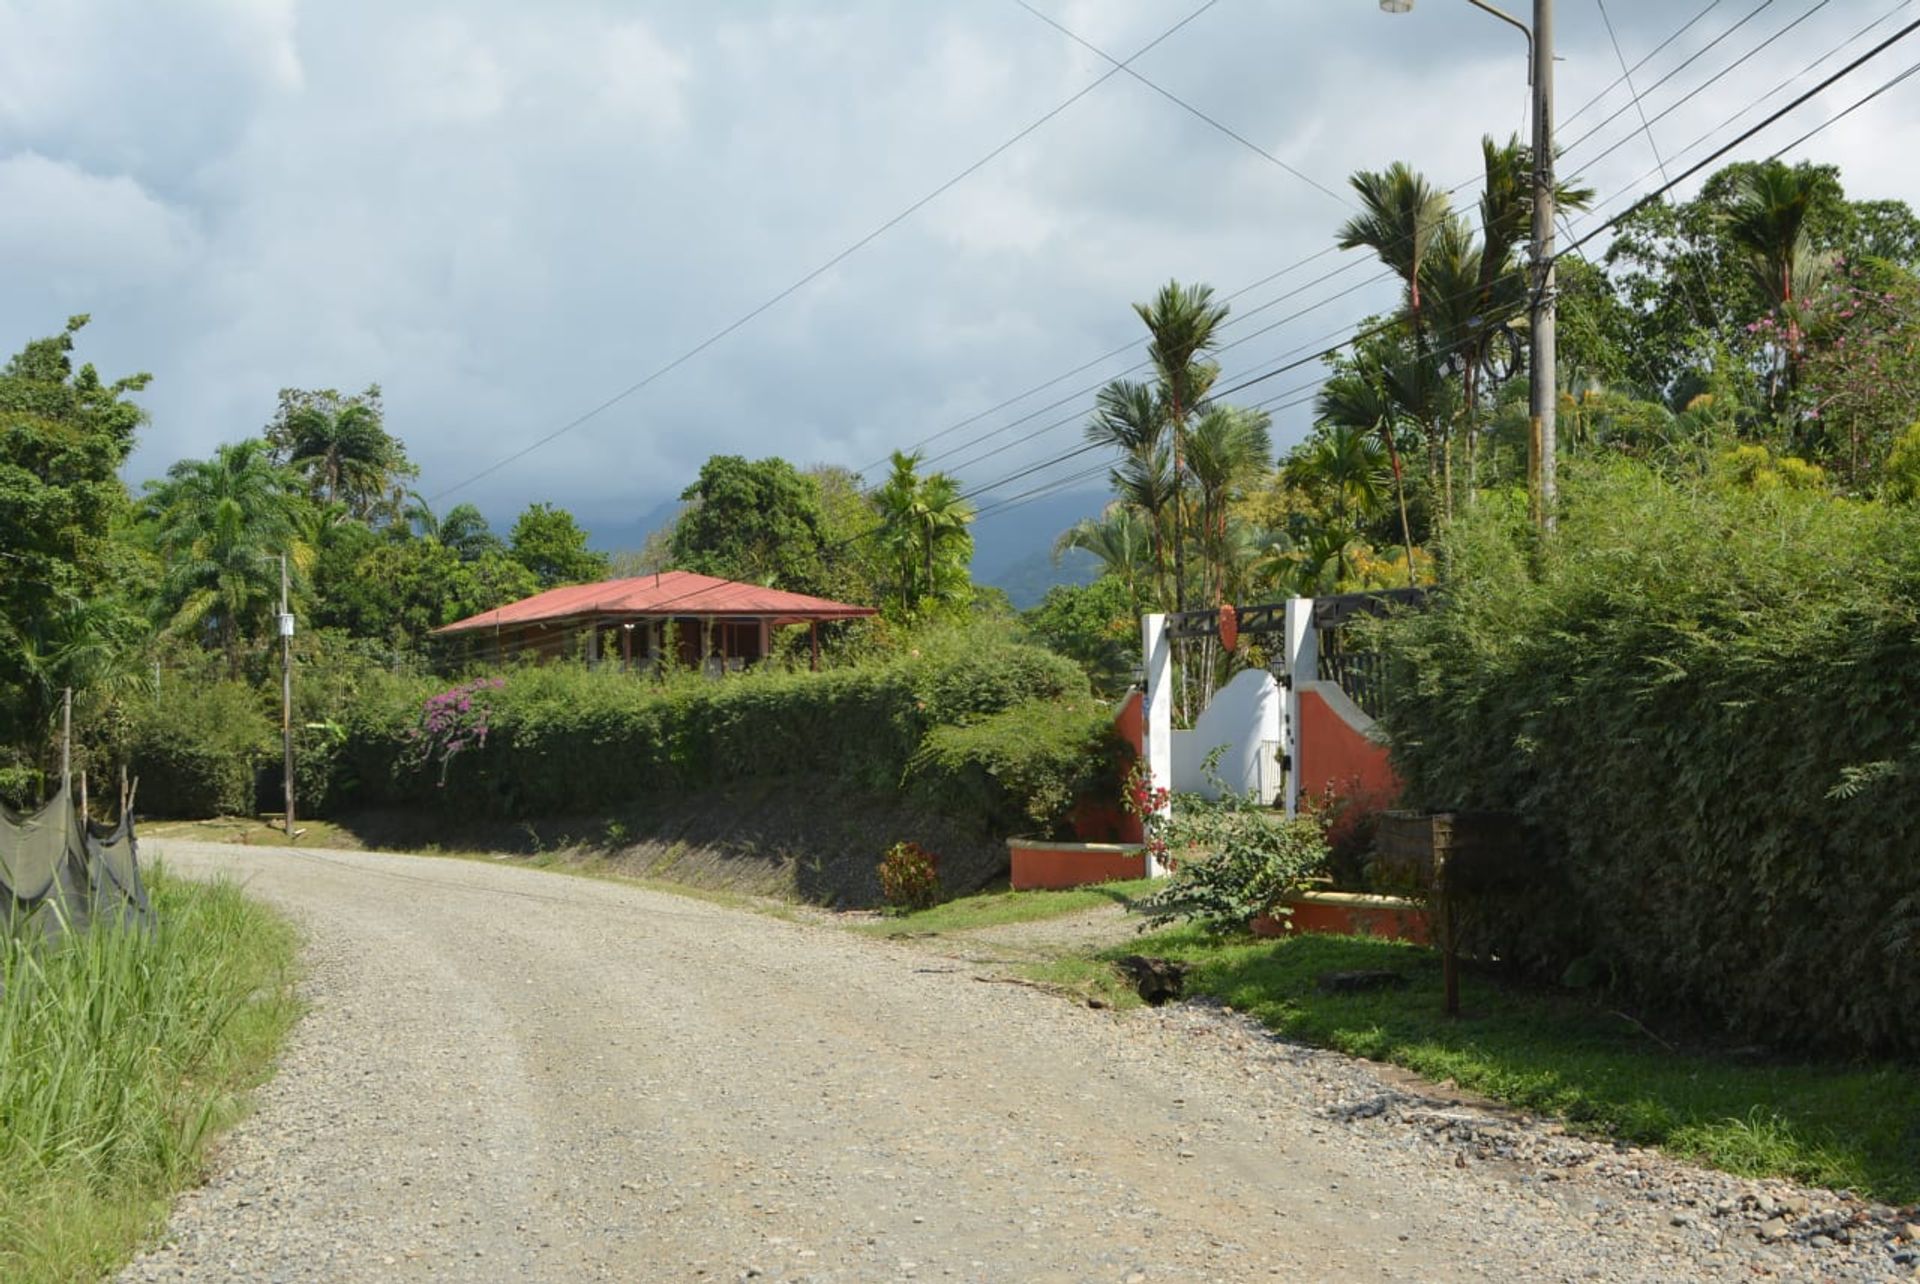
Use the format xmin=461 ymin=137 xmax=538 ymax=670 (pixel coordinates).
xmin=1377 ymin=463 xmax=1920 ymax=1055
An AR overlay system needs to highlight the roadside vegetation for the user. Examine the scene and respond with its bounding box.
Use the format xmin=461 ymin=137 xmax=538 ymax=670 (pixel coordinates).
xmin=0 ymin=868 xmax=301 ymax=1283
xmin=1122 ymin=928 xmax=1920 ymax=1205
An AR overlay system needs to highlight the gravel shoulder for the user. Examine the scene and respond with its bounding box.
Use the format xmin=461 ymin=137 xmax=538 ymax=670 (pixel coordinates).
xmin=126 ymin=842 xmax=1916 ymax=1282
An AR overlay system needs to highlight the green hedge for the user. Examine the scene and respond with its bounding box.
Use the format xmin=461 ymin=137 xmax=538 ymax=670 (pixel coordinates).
xmin=125 ymin=682 xmax=274 ymax=818
xmin=908 ymin=698 xmax=1124 ymax=837
xmin=338 ymin=629 xmax=1096 ymax=831
xmin=1377 ymin=463 xmax=1920 ymax=1055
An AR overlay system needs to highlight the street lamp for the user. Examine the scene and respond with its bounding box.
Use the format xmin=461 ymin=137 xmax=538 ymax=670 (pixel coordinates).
xmin=1381 ymin=0 xmax=1557 ymax=530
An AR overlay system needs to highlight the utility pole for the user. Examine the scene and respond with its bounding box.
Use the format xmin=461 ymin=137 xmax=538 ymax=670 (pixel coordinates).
xmin=278 ymin=553 xmax=296 ymax=842
xmin=1529 ymin=0 xmax=1557 ymax=530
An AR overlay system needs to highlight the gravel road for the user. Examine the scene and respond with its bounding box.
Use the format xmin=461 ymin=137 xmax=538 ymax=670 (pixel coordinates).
xmin=124 ymin=841 xmax=1915 ymax=1283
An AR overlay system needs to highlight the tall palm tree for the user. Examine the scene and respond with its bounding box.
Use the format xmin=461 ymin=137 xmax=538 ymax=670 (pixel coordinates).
xmin=1722 ymin=161 xmax=1835 ymax=404
xmin=272 ymin=390 xmax=416 ymax=523
xmin=1053 ymin=503 xmax=1153 ymax=602
xmin=1315 ymin=366 xmax=1417 ymax=586
xmin=871 ymin=451 xmax=975 ymax=617
xmin=1182 ymin=404 xmax=1272 ymax=608
xmin=1135 ymin=281 xmax=1228 ymax=612
xmin=1340 ymin=163 xmax=1453 ymax=347
xmin=144 ymin=439 xmax=311 ymax=674
xmin=1084 ymin=379 xmax=1175 ymax=605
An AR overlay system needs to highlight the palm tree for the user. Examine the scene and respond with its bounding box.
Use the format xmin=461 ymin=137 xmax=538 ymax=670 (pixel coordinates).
xmin=1340 ymin=163 xmax=1453 ymax=346
xmin=1135 ymin=281 xmax=1228 ymax=612
xmin=1315 ymin=366 xmax=1418 ymax=586
xmin=871 ymin=451 xmax=975 ymax=617
xmin=1084 ymin=379 xmax=1174 ymax=604
xmin=1722 ymin=161 xmax=1835 ymax=405
xmin=1283 ymin=424 xmax=1389 ymax=536
xmin=1053 ymin=503 xmax=1153 ymax=601
xmin=143 ymin=439 xmax=311 ymax=674
xmin=270 ymin=388 xmax=416 ymax=523
xmin=1183 ymin=404 xmax=1272 ymax=608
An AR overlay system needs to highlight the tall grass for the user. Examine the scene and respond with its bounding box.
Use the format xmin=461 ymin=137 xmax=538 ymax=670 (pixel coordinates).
xmin=0 ymin=867 xmax=300 ymax=1282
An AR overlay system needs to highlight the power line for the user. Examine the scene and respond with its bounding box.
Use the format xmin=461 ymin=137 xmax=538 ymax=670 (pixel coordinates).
xmin=1570 ymin=0 xmax=1836 ymax=178
xmin=1559 ymin=0 xmax=1727 ymax=130
xmin=1574 ymin=0 xmax=1915 ymax=228
xmin=426 ymin=0 xmax=1223 ymax=503
xmin=1558 ymin=0 xmax=1782 ymax=156
xmin=1556 ymin=13 xmax=1920 ymax=261
xmin=1765 ymin=54 xmax=1920 ymax=156
xmin=1010 ymin=0 xmax=1351 ymax=207
xmin=1595 ymin=0 xmax=1672 ymax=183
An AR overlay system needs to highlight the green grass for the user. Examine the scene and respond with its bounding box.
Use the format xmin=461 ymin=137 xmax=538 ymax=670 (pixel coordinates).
xmin=1104 ymin=928 xmax=1920 ymax=1204
xmin=858 ymin=878 xmax=1157 ymax=936
xmin=0 ymin=868 xmax=302 ymax=1282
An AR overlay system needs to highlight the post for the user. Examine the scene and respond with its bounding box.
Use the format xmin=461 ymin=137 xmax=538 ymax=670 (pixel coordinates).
xmin=1529 ymin=0 xmax=1557 ymax=530
xmin=1281 ymin=599 xmax=1317 ymax=818
xmin=79 ymin=771 xmax=88 ymax=826
xmin=1140 ymin=613 xmax=1173 ymax=877
xmin=279 ymin=554 xmax=296 ymax=841
xmin=61 ymin=686 xmax=72 ymax=795
xmin=809 ymin=621 xmax=820 ymax=672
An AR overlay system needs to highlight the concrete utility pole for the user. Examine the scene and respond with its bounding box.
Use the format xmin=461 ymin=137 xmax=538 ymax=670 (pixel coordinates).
xmin=1530 ymin=0 xmax=1557 ymax=530
xmin=278 ymin=553 xmax=296 ymax=841
xmin=1382 ymin=0 xmax=1555 ymax=530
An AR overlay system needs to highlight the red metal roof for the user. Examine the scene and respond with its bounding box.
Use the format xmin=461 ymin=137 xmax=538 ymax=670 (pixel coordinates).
xmin=433 ymin=571 xmax=878 ymax=634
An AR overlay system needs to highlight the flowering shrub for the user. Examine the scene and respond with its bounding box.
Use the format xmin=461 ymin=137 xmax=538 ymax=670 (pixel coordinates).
xmin=407 ymin=677 xmax=504 ymax=785
xmin=1128 ymin=755 xmax=1329 ymax=933
xmin=1120 ymin=759 xmax=1171 ymax=862
xmin=1132 ymin=795 xmax=1329 ymax=934
xmin=876 ymin=841 xmax=942 ymax=912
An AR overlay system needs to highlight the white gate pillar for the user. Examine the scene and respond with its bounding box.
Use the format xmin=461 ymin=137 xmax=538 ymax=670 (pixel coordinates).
xmin=1281 ymin=597 xmax=1317 ymax=818
xmin=1140 ymin=612 xmax=1173 ymax=877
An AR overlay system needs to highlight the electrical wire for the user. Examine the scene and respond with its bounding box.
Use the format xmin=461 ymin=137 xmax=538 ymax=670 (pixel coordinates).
xmin=1569 ymin=0 xmax=1835 ymax=178
xmin=1010 ymin=0 xmax=1350 ymax=207
xmin=426 ymin=0 xmax=1223 ymax=504
xmin=1556 ymin=13 xmax=1920 ymax=261
xmin=1559 ymin=0 xmax=1728 ymax=130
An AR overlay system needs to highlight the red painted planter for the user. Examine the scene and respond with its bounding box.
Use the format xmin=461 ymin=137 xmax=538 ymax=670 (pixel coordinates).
xmin=1008 ymin=838 xmax=1148 ymax=891
xmin=1252 ymin=891 xmax=1430 ymax=944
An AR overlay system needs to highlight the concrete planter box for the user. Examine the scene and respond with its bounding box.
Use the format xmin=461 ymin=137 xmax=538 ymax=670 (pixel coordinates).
xmin=1007 ymin=837 xmax=1148 ymax=891
xmin=1252 ymin=890 xmax=1430 ymax=945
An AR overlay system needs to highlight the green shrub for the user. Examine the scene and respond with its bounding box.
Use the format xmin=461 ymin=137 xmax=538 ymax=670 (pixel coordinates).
xmin=1376 ymin=460 xmax=1920 ymax=1054
xmin=1135 ymin=795 xmax=1329 ymax=933
xmin=907 ymin=697 xmax=1121 ymax=837
xmin=124 ymin=681 xmax=274 ymax=817
xmin=877 ymin=841 xmax=942 ymax=911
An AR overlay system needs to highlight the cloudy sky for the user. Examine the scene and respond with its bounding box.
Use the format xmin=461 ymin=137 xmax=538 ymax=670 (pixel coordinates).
xmin=4 ymin=0 xmax=1917 ymax=549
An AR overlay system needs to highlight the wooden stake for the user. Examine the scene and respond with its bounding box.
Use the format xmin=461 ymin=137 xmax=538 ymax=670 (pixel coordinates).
xmin=79 ymin=771 xmax=88 ymax=826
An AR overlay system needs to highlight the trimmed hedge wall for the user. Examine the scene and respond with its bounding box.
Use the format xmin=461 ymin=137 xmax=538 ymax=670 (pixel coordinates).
xmin=338 ymin=632 xmax=1109 ymax=837
xmin=125 ymin=681 xmax=274 ymax=818
xmin=1377 ymin=464 xmax=1920 ymax=1055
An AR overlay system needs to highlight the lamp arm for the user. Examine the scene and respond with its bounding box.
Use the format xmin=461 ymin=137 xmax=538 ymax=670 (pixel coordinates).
xmin=1463 ymin=0 xmax=1534 ymax=75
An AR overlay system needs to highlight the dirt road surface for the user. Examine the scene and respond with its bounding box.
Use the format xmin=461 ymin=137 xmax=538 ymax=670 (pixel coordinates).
xmin=121 ymin=841 xmax=1857 ymax=1283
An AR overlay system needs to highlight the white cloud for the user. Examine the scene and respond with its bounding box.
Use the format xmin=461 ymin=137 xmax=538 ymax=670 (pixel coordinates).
xmin=0 ymin=0 xmax=1912 ymax=540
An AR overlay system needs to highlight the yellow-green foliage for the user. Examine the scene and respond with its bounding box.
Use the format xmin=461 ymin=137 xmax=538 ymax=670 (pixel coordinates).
xmin=1884 ymin=421 xmax=1920 ymax=504
xmin=1377 ymin=459 xmax=1920 ymax=1054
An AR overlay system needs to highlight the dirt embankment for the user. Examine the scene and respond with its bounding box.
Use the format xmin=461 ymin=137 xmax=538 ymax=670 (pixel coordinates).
xmin=305 ymin=777 xmax=1012 ymax=906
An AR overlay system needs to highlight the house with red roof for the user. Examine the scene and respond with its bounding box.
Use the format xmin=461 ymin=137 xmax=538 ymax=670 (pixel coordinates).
xmin=432 ymin=571 xmax=877 ymax=672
